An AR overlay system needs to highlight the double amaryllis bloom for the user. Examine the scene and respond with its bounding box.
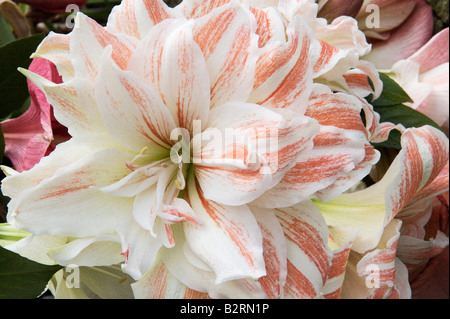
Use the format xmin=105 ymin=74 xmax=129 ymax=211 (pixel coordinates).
xmin=1 ymin=0 xmax=449 ymax=299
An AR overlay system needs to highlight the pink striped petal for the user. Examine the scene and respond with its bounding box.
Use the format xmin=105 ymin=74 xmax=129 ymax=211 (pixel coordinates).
xmin=116 ymin=213 xmax=163 ymax=280
xmin=340 ymin=220 xmax=412 ymax=299
xmin=316 ymin=126 xmax=449 ymax=253
xmin=383 ymin=127 xmax=449 ymax=222
xmin=311 ymin=40 xmax=347 ymax=79
xmin=250 ymin=17 xmax=313 ymax=113
xmin=32 ymin=32 xmax=73 ymax=81
xmin=276 ymin=201 xmax=332 ymax=298
xmin=343 ymin=60 xmax=383 ymax=99
xmin=305 ymin=87 xmax=379 ymax=201
xmin=127 ymin=19 xmax=210 ymax=133
xmin=1 ymin=136 xmax=119 ymax=201
xmin=322 ymin=231 xmax=356 ymax=299
xmin=95 ymin=47 xmax=177 ymax=154
xmin=71 ymin=12 xmax=137 ymax=82
xmin=192 ymin=4 xmax=259 ymax=108
xmin=160 ymin=225 xmax=266 ymax=298
xmin=314 ymin=16 xmax=371 ymax=58
xmin=305 ymin=85 xmax=368 ymax=138
xmin=250 ymin=206 xmax=287 ymax=298
xmin=364 ymin=0 xmax=434 ymax=69
xmin=255 ymin=125 xmax=368 ymax=208
xmin=183 ymin=176 xmax=266 ymax=284
xmin=397 ymin=232 xmax=449 ymax=275
xmin=19 ymin=68 xmax=106 ymax=138
xmin=5 ymin=148 xmax=135 ymax=238
xmin=355 ymin=220 xmax=404 ymax=298
xmin=249 ymin=6 xmax=286 ymax=48
xmin=254 ymin=86 xmax=374 ymax=208
xmin=131 ymin=258 xmax=210 ymax=299
xmin=175 ymin=0 xmax=233 ymax=18
xmin=107 ymin=0 xmax=183 ymax=39
xmin=197 ymin=102 xmax=318 ymax=206
xmin=408 ymin=163 xmax=449 ymax=207
xmin=315 ymin=144 xmax=380 ymax=202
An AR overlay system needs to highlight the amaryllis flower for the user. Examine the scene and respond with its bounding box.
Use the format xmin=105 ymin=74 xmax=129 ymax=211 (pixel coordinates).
xmin=13 ymin=0 xmax=88 ymax=13
xmin=1 ymin=0 xmax=388 ymax=299
xmin=314 ymin=125 xmax=449 ymax=298
xmin=390 ymin=28 xmax=449 ymax=135
xmin=0 ymin=58 xmax=69 ymax=172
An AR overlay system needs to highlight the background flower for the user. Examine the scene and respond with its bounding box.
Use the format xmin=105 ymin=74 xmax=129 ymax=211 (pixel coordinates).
xmin=13 ymin=0 xmax=89 ymax=13
xmin=0 ymin=57 xmax=69 ymax=172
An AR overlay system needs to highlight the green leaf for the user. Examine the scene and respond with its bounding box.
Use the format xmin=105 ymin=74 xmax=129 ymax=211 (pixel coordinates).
xmin=370 ymin=73 xmax=414 ymax=106
xmin=0 ymin=14 xmax=15 ymax=47
xmin=0 ymin=33 xmax=46 ymax=120
xmin=373 ymin=102 xmax=443 ymax=150
xmin=0 ymin=246 xmax=61 ymax=299
xmin=367 ymin=72 xmax=443 ymax=149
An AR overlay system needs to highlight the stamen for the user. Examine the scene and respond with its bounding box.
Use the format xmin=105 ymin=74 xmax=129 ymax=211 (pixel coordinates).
xmin=125 ymin=146 xmax=149 ymax=171
xmin=175 ymin=163 xmax=186 ymax=190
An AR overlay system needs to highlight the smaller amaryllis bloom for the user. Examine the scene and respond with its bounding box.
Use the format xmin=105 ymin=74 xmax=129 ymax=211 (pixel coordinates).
xmin=390 ymin=28 xmax=449 ymax=135
xmin=0 ymin=58 xmax=69 ymax=172
xmin=360 ymin=0 xmax=435 ymax=69
xmin=13 ymin=0 xmax=89 ymax=13
xmin=314 ymin=125 xmax=449 ymax=298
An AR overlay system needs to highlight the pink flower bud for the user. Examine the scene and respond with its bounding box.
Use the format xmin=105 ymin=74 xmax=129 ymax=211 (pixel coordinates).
xmin=14 ymin=0 xmax=88 ymax=13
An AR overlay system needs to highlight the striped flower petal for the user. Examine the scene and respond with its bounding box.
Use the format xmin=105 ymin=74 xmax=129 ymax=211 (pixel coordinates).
xmin=250 ymin=206 xmax=287 ymax=298
xmin=128 ymin=19 xmax=210 ymax=133
xmin=70 ymin=12 xmax=137 ymax=82
xmin=249 ymin=16 xmax=313 ymax=113
xmin=159 ymin=225 xmax=266 ymax=298
xmin=131 ymin=257 xmax=210 ymax=299
xmin=183 ymin=175 xmax=266 ymax=284
xmin=95 ymin=46 xmax=177 ymax=154
xmin=321 ymin=230 xmax=357 ymax=299
xmin=32 ymin=32 xmax=74 ymax=81
xmin=275 ymin=200 xmax=332 ymax=298
xmin=314 ymin=126 xmax=449 ymax=254
xmin=4 ymin=148 xmax=135 ymax=238
xmin=340 ymin=220 xmax=412 ymax=299
xmin=107 ymin=0 xmax=183 ymax=39
xmin=192 ymin=3 xmax=259 ymax=108
xmin=198 ymin=102 xmax=318 ymax=206
xmin=253 ymin=85 xmax=374 ymax=208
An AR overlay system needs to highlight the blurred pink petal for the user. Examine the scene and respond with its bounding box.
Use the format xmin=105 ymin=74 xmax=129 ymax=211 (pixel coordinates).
xmin=318 ymin=0 xmax=363 ymax=21
xmin=408 ymin=28 xmax=450 ymax=73
xmin=14 ymin=0 xmax=88 ymax=13
xmin=391 ymin=29 xmax=449 ymax=133
xmin=410 ymin=246 xmax=449 ymax=299
xmin=363 ymin=0 xmax=434 ymax=69
xmin=356 ymin=0 xmax=417 ymax=34
xmin=1 ymin=58 xmax=67 ymax=172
